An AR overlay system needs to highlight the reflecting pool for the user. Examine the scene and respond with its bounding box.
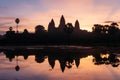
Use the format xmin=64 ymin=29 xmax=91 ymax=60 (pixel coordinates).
xmin=0 ymin=46 xmax=120 ymax=80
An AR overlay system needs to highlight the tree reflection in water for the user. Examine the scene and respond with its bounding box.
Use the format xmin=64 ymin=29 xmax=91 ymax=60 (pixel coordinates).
xmin=0 ymin=47 xmax=120 ymax=72
xmin=93 ymin=53 xmax=119 ymax=67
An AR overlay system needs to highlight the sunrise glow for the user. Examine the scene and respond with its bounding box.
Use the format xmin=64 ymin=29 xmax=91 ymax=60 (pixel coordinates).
xmin=0 ymin=0 xmax=120 ymax=34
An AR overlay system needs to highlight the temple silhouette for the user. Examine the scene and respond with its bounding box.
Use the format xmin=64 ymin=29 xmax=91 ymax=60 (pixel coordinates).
xmin=0 ymin=15 xmax=120 ymax=46
xmin=0 ymin=47 xmax=119 ymax=72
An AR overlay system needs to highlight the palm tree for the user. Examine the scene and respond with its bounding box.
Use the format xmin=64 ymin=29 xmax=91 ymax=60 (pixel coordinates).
xmin=15 ymin=18 xmax=20 ymax=33
xmin=9 ymin=27 xmax=13 ymax=31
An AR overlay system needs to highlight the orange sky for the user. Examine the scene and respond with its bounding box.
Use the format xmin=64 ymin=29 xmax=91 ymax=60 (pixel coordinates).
xmin=0 ymin=54 xmax=120 ymax=80
xmin=0 ymin=0 xmax=120 ymax=34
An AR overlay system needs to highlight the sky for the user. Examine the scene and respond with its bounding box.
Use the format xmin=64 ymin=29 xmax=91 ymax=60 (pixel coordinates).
xmin=0 ymin=0 xmax=120 ymax=34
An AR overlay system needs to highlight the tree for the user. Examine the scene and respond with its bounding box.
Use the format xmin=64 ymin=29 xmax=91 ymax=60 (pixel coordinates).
xmin=6 ymin=26 xmax=15 ymax=38
xmin=64 ymin=23 xmax=74 ymax=34
xmin=15 ymin=18 xmax=20 ymax=33
xmin=9 ymin=27 xmax=13 ymax=31
xmin=108 ymin=22 xmax=119 ymax=34
xmin=92 ymin=24 xmax=103 ymax=34
xmin=23 ymin=29 xmax=29 ymax=34
xmin=35 ymin=25 xmax=45 ymax=34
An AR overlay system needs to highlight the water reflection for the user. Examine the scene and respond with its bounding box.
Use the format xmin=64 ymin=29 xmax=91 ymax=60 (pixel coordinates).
xmin=93 ymin=53 xmax=119 ymax=67
xmin=0 ymin=46 xmax=120 ymax=73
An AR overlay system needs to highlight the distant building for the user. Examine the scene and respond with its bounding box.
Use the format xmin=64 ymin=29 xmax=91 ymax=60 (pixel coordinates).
xmin=73 ymin=20 xmax=80 ymax=35
xmin=74 ymin=20 xmax=80 ymax=33
xmin=74 ymin=20 xmax=80 ymax=31
xmin=58 ymin=15 xmax=66 ymax=33
xmin=48 ymin=19 xmax=56 ymax=33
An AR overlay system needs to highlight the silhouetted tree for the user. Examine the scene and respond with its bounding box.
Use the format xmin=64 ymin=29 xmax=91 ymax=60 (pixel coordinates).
xmin=64 ymin=23 xmax=74 ymax=34
xmin=108 ymin=22 xmax=119 ymax=35
xmin=6 ymin=27 xmax=15 ymax=39
xmin=15 ymin=65 xmax=20 ymax=71
xmin=9 ymin=27 xmax=13 ymax=31
xmin=15 ymin=18 xmax=20 ymax=33
xmin=35 ymin=25 xmax=46 ymax=34
xmin=23 ymin=29 xmax=29 ymax=34
xmin=92 ymin=24 xmax=103 ymax=34
xmin=35 ymin=54 xmax=46 ymax=63
xmin=104 ymin=25 xmax=109 ymax=34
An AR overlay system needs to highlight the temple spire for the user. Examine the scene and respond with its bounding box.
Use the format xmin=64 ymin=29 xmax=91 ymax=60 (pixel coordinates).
xmin=74 ymin=20 xmax=80 ymax=30
xmin=48 ymin=19 xmax=55 ymax=32
xmin=60 ymin=15 xmax=65 ymax=26
xmin=58 ymin=15 xmax=66 ymax=32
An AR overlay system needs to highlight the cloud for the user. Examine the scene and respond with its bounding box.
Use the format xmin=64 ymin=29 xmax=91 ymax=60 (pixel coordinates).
xmin=0 ymin=16 xmax=29 ymax=26
xmin=0 ymin=0 xmax=120 ymax=33
xmin=104 ymin=21 xmax=114 ymax=23
xmin=0 ymin=22 xmax=12 ymax=26
xmin=40 ymin=0 xmax=94 ymax=13
xmin=0 ymin=17 xmax=16 ymax=31
xmin=103 ymin=21 xmax=120 ymax=29
xmin=93 ymin=0 xmax=120 ymax=20
xmin=0 ymin=17 xmax=30 ymax=33
xmin=0 ymin=17 xmax=15 ymax=20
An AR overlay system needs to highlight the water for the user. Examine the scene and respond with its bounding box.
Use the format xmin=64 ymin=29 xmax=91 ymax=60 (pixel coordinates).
xmin=0 ymin=46 xmax=120 ymax=80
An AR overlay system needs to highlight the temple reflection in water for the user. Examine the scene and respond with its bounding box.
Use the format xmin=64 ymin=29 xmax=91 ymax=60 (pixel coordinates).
xmin=0 ymin=46 xmax=120 ymax=72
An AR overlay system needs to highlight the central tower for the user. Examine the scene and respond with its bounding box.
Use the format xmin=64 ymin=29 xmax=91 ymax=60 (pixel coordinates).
xmin=58 ymin=15 xmax=66 ymax=33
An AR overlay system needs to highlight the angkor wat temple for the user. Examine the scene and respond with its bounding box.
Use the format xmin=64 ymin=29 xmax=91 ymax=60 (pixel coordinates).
xmin=0 ymin=15 xmax=120 ymax=46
